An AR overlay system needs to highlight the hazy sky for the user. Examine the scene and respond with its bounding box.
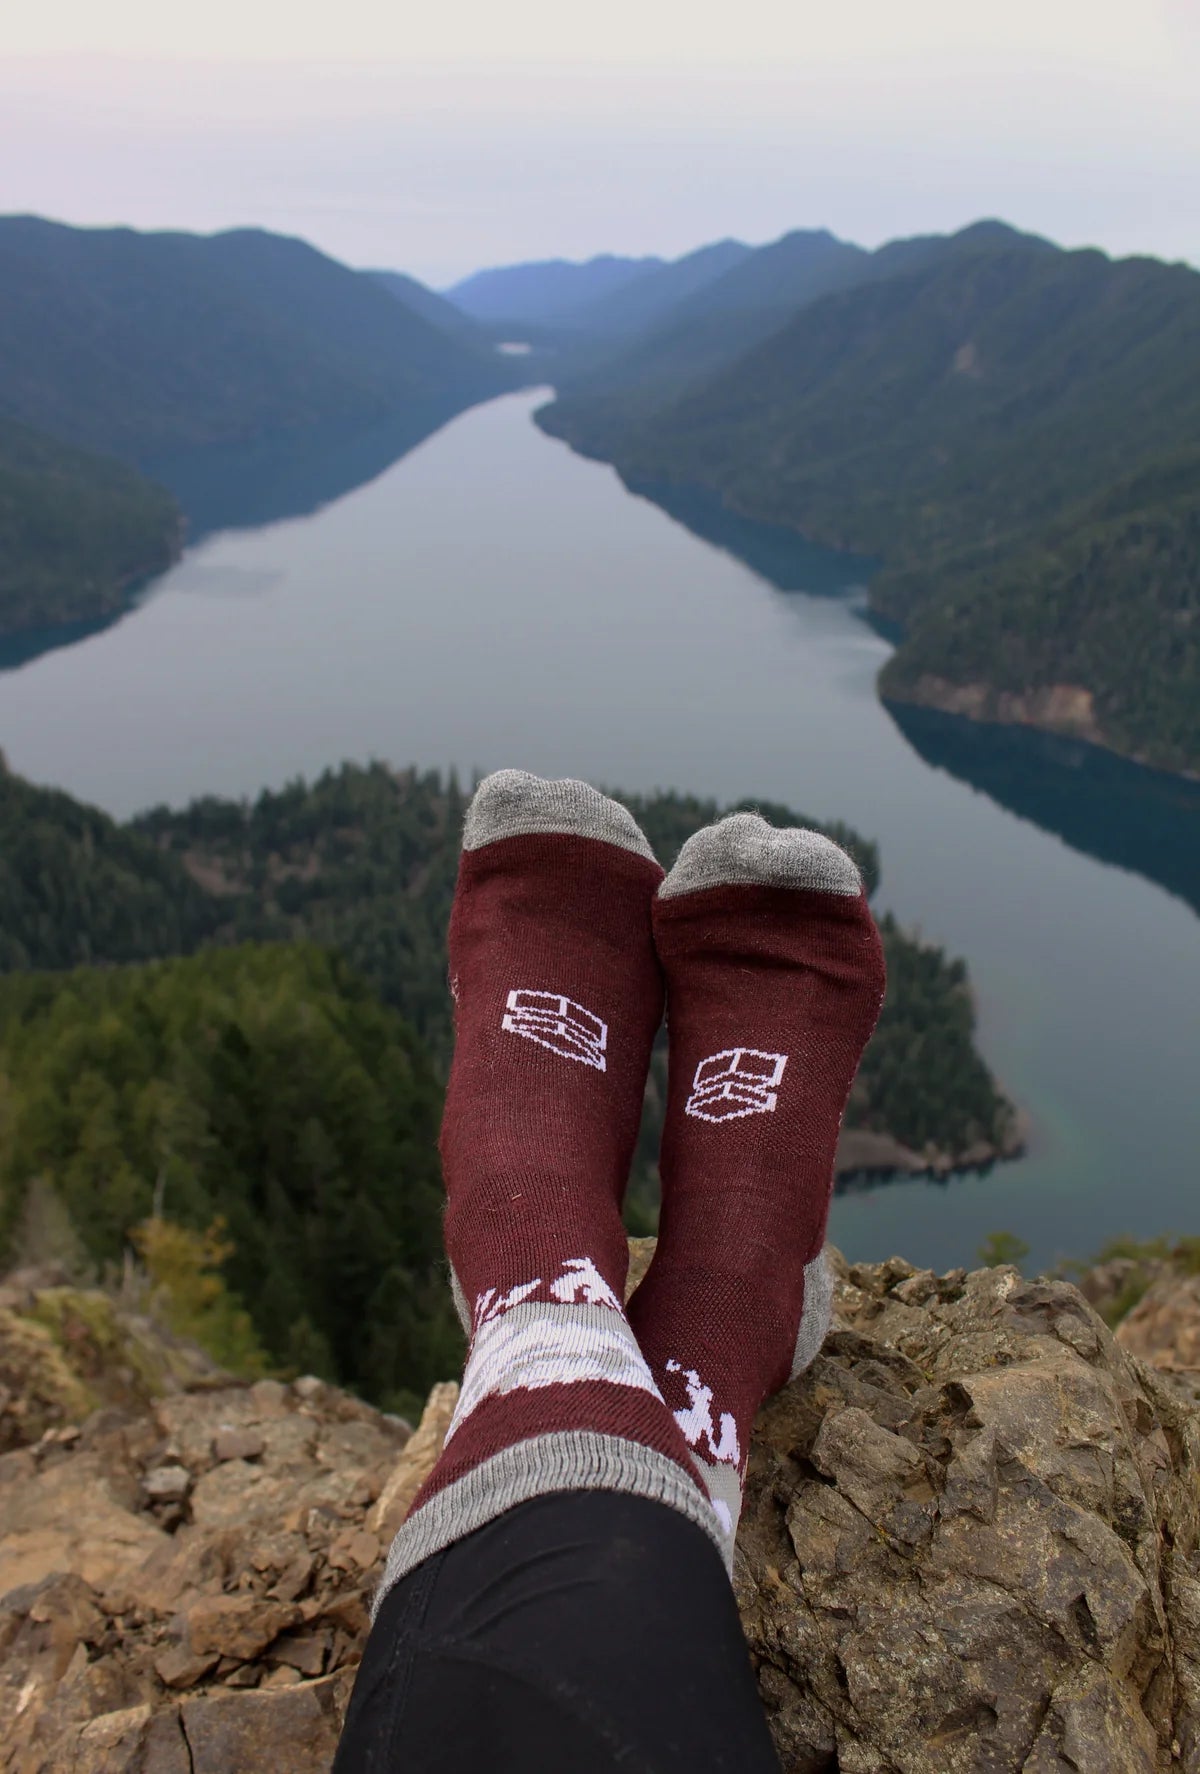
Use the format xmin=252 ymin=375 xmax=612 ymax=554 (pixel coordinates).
xmin=2 ymin=1 xmax=1197 ymax=285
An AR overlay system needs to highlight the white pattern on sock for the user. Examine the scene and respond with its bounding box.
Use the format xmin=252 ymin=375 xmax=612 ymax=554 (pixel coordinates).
xmin=548 ymin=1256 xmax=622 ymax=1310
xmin=501 ymin=988 xmax=608 ymax=1070
xmin=665 ymin=1359 xmax=741 ymax=1468
xmin=684 ymin=1048 xmax=787 ymax=1123
xmin=448 ymin=1259 xmax=662 ymax=1442
xmin=474 ymin=1277 xmax=544 ymax=1331
xmin=711 ymin=1497 xmax=734 ymax=1535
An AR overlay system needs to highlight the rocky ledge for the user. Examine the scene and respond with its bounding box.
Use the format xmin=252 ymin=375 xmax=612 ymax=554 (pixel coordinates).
xmin=2 ymin=1250 xmax=1198 ymax=1772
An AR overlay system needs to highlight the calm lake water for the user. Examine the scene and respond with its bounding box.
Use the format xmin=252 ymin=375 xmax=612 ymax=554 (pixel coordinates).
xmin=4 ymin=389 xmax=1199 ymax=1275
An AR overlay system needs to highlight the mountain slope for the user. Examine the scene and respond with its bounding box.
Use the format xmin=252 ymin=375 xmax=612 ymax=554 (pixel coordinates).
xmin=0 ymin=416 xmax=180 ymax=638
xmin=0 ymin=754 xmax=217 ymax=968
xmin=543 ymin=225 xmax=1054 ymax=449
xmin=543 ymin=228 xmax=872 ymax=448
xmin=367 ymin=268 xmax=491 ymax=344
xmin=566 ymin=239 xmax=753 ymax=336
xmin=444 ymin=253 xmax=664 ymax=326
xmin=543 ymin=231 xmax=1200 ymax=774
xmin=0 ymin=944 xmax=457 ymax=1405
xmin=0 ymin=217 xmax=512 ymax=464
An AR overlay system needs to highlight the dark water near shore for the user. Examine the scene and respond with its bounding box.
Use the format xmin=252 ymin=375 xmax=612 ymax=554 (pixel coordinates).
xmin=3 ymin=389 xmax=1198 ymax=1275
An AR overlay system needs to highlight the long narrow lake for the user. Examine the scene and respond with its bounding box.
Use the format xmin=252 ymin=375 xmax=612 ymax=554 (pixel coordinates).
xmin=4 ymin=389 xmax=1198 ymax=1274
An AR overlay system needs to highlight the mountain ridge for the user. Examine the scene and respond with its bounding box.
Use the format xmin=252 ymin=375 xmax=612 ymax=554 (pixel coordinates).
xmin=443 ymin=252 xmax=665 ymax=326
xmin=539 ymin=224 xmax=1200 ymax=776
xmin=0 ymin=216 xmax=514 ymax=466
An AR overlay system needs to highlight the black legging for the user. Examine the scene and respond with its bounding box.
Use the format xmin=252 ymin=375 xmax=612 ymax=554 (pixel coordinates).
xmin=333 ymin=1491 xmax=781 ymax=1772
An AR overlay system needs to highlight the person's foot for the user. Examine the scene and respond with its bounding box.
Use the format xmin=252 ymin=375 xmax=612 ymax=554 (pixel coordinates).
xmin=441 ymin=768 xmax=664 ymax=1314
xmin=628 ymin=812 xmax=886 ymax=1537
xmin=378 ymin=771 xmax=726 ymax=1604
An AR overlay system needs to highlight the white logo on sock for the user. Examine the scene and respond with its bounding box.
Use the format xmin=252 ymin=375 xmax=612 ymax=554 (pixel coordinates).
xmin=684 ymin=1048 xmax=787 ymax=1122
xmin=501 ymin=989 xmax=608 ymax=1070
xmin=665 ymin=1360 xmax=741 ymax=1468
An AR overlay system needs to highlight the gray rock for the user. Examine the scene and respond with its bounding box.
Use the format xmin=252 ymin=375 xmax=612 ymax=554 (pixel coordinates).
xmin=211 ymin=1427 xmax=265 ymax=1464
xmin=736 ymin=1253 xmax=1200 ymax=1772
xmin=179 ymin=1672 xmax=351 ymax=1772
xmin=142 ymin=1464 xmax=192 ymax=1503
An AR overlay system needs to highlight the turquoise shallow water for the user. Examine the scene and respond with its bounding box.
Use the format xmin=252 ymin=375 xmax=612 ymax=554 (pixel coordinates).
xmin=3 ymin=389 xmax=1198 ymax=1274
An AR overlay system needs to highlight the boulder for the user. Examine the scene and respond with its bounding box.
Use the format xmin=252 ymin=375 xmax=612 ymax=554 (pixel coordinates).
xmin=736 ymin=1252 xmax=1200 ymax=1771
xmin=367 ymin=1381 xmax=459 ymax=1544
xmin=1118 ymin=1272 xmax=1200 ymax=1398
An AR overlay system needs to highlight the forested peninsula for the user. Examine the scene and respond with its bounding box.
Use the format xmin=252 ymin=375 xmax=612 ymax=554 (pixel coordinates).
xmin=539 ymin=227 xmax=1200 ymax=778
xmin=0 ymin=758 xmax=1017 ymax=1406
xmin=0 ymin=417 xmax=180 ymax=638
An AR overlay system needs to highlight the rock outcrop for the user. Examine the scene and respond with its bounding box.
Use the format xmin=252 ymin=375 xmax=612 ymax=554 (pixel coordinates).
xmin=0 ymin=1271 xmax=443 ymax=1772
xmin=2 ymin=1252 xmax=1198 ymax=1772
xmin=0 ymin=1268 xmax=222 ymax=1454
xmin=738 ymin=1252 xmax=1200 ymax=1771
xmin=1117 ymin=1272 xmax=1200 ymax=1405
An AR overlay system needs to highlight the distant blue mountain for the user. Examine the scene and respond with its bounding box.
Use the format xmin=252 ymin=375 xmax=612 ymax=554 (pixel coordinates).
xmin=443 ymin=255 xmax=665 ymax=327
xmin=567 ymin=240 xmax=753 ymax=336
xmin=367 ymin=268 xmax=488 ymax=344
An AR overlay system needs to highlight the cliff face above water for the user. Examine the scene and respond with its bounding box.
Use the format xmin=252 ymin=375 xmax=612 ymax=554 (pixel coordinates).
xmin=2 ymin=1246 xmax=1198 ymax=1773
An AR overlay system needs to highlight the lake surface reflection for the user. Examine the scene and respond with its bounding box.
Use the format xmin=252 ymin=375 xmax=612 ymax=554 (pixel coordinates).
xmin=3 ymin=389 xmax=1197 ymax=1275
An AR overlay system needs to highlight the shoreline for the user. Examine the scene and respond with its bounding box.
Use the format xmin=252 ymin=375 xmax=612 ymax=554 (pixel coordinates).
xmin=534 ymin=408 xmax=1199 ymax=789
xmin=834 ymin=1121 xmax=1027 ymax=1189
xmin=880 ymin=676 xmax=1200 ymax=787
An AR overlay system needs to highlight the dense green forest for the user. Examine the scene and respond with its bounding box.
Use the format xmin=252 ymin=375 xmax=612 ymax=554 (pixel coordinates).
xmin=540 ymin=229 xmax=1200 ymax=776
xmin=0 ymin=946 xmax=457 ymax=1413
xmin=0 ymin=757 xmax=1013 ymax=1402
xmin=110 ymin=759 xmax=1007 ymax=1158
xmin=0 ymin=757 xmax=1011 ymax=1162
xmin=0 ymin=417 xmax=180 ymax=637
xmin=0 ymin=758 xmax=217 ymax=968
xmin=0 ymin=216 xmax=515 ymax=466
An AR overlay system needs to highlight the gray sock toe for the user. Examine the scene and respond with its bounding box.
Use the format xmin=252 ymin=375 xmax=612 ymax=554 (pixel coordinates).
xmin=659 ymin=811 xmax=861 ymax=899
xmin=463 ymin=770 xmax=656 ymax=862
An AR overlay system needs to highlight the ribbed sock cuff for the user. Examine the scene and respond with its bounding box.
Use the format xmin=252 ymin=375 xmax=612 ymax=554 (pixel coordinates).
xmin=372 ymin=1430 xmax=733 ymax=1618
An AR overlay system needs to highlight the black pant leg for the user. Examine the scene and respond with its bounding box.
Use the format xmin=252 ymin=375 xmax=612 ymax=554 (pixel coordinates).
xmin=334 ymin=1491 xmax=780 ymax=1773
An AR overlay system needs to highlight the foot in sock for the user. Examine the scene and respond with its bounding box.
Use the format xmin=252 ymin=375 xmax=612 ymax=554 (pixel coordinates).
xmin=376 ymin=771 xmax=725 ymax=1608
xmin=628 ymin=813 xmax=886 ymax=1540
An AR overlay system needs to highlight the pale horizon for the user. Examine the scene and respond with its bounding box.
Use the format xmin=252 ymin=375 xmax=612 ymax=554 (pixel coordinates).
xmin=2 ymin=0 xmax=1197 ymax=285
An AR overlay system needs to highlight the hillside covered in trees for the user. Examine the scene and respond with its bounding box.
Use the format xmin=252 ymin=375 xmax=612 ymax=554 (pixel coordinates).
xmin=0 ymin=757 xmax=1017 ymax=1403
xmin=0 ymin=416 xmax=180 ymax=639
xmin=0 ymin=946 xmax=456 ymax=1414
xmin=0 ymin=216 xmax=524 ymax=638
xmin=540 ymin=226 xmax=1200 ymax=777
xmin=0 ymin=217 xmax=515 ymax=466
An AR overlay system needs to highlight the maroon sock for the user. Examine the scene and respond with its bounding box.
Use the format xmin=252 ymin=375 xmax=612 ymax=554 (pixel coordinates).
xmin=376 ymin=772 xmax=724 ymax=1607
xmin=628 ymin=813 xmax=886 ymax=1539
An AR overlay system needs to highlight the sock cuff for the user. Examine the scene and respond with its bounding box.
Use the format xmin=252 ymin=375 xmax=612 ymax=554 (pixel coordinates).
xmin=372 ymin=1430 xmax=732 ymax=1616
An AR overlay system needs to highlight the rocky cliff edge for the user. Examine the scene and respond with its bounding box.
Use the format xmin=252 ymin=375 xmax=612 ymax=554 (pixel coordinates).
xmin=1 ymin=1247 xmax=1198 ymax=1773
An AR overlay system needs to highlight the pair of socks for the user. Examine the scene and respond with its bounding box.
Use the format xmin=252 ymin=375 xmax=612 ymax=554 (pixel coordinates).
xmin=377 ymin=771 xmax=885 ymax=1602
